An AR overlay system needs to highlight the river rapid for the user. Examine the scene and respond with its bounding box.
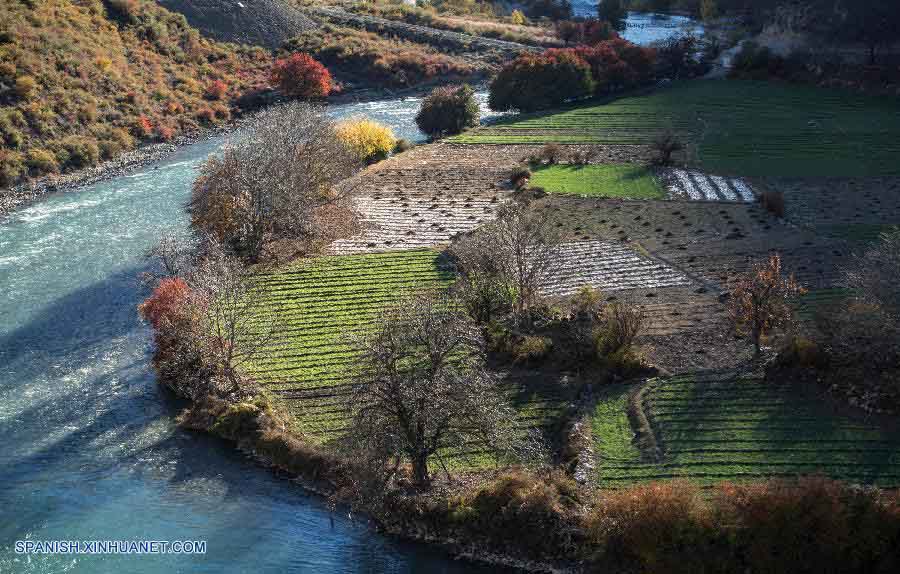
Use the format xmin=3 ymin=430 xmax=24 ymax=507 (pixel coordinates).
xmin=0 ymin=14 xmax=698 ymax=573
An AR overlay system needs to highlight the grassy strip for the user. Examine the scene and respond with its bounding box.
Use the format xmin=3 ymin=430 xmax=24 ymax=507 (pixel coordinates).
xmin=530 ymin=164 xmax=665 ymax=199
xmin=452 ymin=80 xmax=900 ymax=177
xmin=591 ymin=373 xmax=900 ymax=487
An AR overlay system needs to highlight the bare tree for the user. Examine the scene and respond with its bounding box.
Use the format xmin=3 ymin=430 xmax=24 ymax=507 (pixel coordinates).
xmin=345 ymin=290 xmax=533 ymax=488
xmin=728 ymin=254 xmax=805 ymax=356
xmin=142 ymin=230 xmax=196 ymax=286
xmin=453 ymin=201 xmax=562 ymax=320
xmin=189 ymin=102 xmax=361 ymax=263
xmin=185 ymin=241 xmax=280 ymax=397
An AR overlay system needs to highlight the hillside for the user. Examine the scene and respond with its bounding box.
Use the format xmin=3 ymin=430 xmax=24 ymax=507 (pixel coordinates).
xmin=157 ymin=0 xmax=316 ymax=49
xmin=0 ymin=0 xmax=272 ymax=189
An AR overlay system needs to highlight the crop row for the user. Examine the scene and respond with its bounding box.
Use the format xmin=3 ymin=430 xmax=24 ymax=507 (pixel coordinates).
xmin=451 ymin=80 xmax=900 ymax=177
xmin=591 ymin=373 xmax=900 ymax=487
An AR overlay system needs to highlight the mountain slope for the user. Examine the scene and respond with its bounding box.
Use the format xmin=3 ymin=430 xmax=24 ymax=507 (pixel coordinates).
xmin=0 ymin=0 xmax=271 ymax=188
xmin=157 ymin=0 xmax=315 ymax=49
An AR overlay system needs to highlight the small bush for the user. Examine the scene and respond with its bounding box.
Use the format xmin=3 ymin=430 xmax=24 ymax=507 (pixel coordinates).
xmin=597 ymin=301 xmax=644 ymax=356
xmin=60 ymin=136 xmax=100 ymax=169
xmin=510 ymin=166 xmax=531 ymax=188
xmin=0 ymin=150 xmax=24 ymax=187
xmin=156 ymin=125 xmax=175 ymax=142
xmin=556 ymin=20 xmax=616 ymax=45
xmin=512 ymin=335 xmax=553 ymax=364
xmin=651 ymin=129 xmax=684 ymax=165
xmin=535 ymin=143 xmax=564 ymax=165
xmin=25 ymin=148 xmax=59 ymax=175
xmin=415 ymin=84 xmax=479 ymax=138
xmin=138 ymin=277 xmax=192 ymax=330
xmin=510 ymin=9 xmax=528 ymax=26
xmin=211 ymin=401 xmax=263 ymax=441
xmin=570 ymin=148 xmax=597 ymax=165
xmin=335 ymin=118 xmax=396 ymax=163
xmin=271 ymin=52 xmax=331 ymax=99
xmin=14 ymin=75 xmax=38 ymax=99
xmin=776 ymin=335 xmax=824 ymax=369
xmin=134 ymin=115 xmax=154 ymax=138
xmin=454 ymin=470 xmax=583 ymax=560
xmin=587 ymin=481 xmax=716 ymax=573
xmin=760 ymin=189 xmax=785 ymax=217
xmin=393 ymin=138 xmax=413 ymax=153
xmin=204 ymin=79 xmax=228 ymax=100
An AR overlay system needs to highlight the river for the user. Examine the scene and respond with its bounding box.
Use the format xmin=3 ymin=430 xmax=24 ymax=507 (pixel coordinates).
xmin=0 ymin=14 xmax=697 ymax=573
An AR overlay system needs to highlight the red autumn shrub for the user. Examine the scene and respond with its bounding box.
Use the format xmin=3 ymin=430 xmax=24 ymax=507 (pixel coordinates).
xmin=271 ymin=53 xmax=331 ymax=99
xmin=586 ymin=481 xmax=718 ymax=573
xmin=135 ymin=114 xmax=153 ymax=138
xmin=559 ymin=38 xmax=656 ymax=93
xmin=205 ymin=79 xmax=228 ymax=100
xmin=556 ymin=19 xmax=617 ymax=45
xmin=138 ymin=277 xmax=191 ymax=330
xmin=714 ymin=477 xmax=900 ymax=574
xmin=196 ymin=107 xmax=216 ymax=124
xmin=488 ymin=51 xmax=594 ymax=112
xmin=156 ymin=125 xmax=175 ymax=141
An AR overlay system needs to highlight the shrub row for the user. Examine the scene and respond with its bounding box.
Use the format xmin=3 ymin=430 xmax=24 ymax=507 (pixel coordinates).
xmin=283 ymin=24 xmax=478 ymax=89
xmin=408 ymin=472 xmax=900 ymax=573
xmin=489 ymin=39 xmax=656 ymax=112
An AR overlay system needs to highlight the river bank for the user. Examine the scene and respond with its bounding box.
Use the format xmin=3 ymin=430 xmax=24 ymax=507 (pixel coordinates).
xmin=0 ymin=81 xmax=464 ymax=220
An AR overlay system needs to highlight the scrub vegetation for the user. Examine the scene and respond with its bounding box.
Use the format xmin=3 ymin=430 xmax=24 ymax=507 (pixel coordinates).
xmin=0 ymin=0 xmax=271 ymax=187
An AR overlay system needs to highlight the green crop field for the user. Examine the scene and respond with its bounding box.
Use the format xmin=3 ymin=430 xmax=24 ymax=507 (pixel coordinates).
xmin=529 ymin=164 xmax=665 ymax=199
xmin=592 ymin=372 xmax=900 ymax=488
xmin=248 ymin=249 xmax=456 ymax=440
xmin=454 ymin=80 xmax=900 ymax=177
xmin=245 ymin=249 xmax=572 ymax=467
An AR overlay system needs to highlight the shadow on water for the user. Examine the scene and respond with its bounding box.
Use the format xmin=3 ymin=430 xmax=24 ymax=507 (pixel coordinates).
xmin=0 ymin=262 xmax=506 ymax=572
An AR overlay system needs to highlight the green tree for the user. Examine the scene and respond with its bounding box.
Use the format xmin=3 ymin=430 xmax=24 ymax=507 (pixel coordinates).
xmin=415 ymin=84 xmax=480 ymax=139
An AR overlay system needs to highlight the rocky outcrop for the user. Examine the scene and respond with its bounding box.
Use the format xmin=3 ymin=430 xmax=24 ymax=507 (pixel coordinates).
xmin=157 ymin=0 xmax=316 ymax=49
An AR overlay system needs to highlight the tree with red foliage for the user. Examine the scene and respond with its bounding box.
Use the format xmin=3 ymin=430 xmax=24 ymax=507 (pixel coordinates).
xmin=271 ymin=53 xmax=332 ymax=99
xmin=139 ymin=277 xmax=192 ymax=330
xmin=556 ymin=19 xmax=617 ymax=45
xmin=488 ymin=51 xmax=593 ymax=112
xmin=549 ymin=38 xmax=655 ymax=94
xmin=728 ymin=254 xmax=805 ymax=355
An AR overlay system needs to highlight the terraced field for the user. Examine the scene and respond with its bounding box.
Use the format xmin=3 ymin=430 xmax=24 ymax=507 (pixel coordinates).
xmin=451 ymin=80 xmax=900 ymax=177
xmin=592 ymin=372 xmax=900 ymax=488
xmin=330 ymin=143 xmax=516 ymax=254
xmin=542 ymin=240 xmax=690 ymax=296
xmin=249 ymin=249 xmax=455 ymax=440
xmin=529 ymin=164 xmax=664 ymax=199
xmin=661 ymin=168 xmax=755 ymax=202
xmin=247 ymin=249 xmax=572 ymax=464
xmin=765 ymin=177 xmax=900 ymax=245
